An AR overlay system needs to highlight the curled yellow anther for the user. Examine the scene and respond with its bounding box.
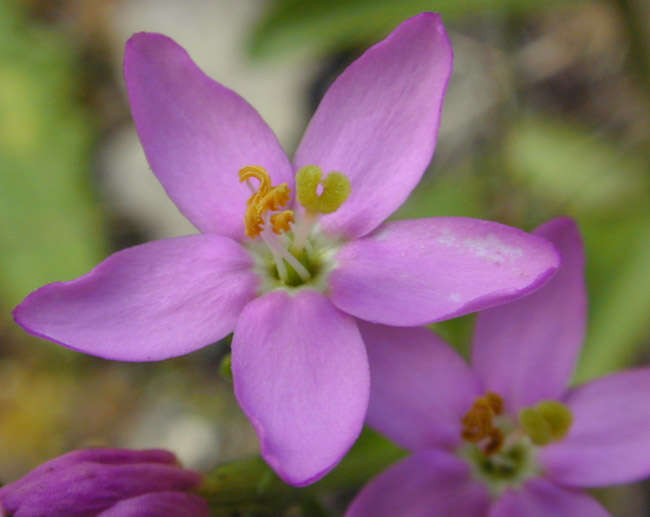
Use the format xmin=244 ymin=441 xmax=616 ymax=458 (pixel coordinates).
xmin=461 ymin=392 xmax=505 ymax=455
xmin=485 ymin=392 xmax=504 ymax=415
xmin=239 ymin=165 xmax=293 ymax=238
xmin=239 ymin=165 xmax=272 ymax=196
xmin=271 ymin=210 xmax=294 ymax=234
xmin=243 ymin=207 xmax=265 ymax=238
xmin=295 ymin=165 xmax=350 ymax=214
xmin=260 ymin=184 xmax=291 ymax=213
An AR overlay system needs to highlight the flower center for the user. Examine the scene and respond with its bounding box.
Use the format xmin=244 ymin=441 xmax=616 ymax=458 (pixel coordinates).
xmin=458 ymin=392 xmax=572 ymax=496
xmin=239 ymin=165 xmax=350 ymax=291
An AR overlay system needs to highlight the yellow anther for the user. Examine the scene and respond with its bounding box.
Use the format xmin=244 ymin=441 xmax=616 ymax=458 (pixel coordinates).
xmin=461 ymin=393 xmax=505 ymax=452
xmin=259 ymin=183 xmax=291 ymax=213
xmin=295 ymin=165 xmax=350 ymax=214
xmin=239 ymin=165 xmax=293 ymax=238
xmin=243 ymin=207 xmax=265 ymax=238
xmin=271 ymin=210 xmax=294 ymax=234
xmin=519 ymin=400 xmax=572 ymax=446
xmin=485 ymin=392 xmax=504 ymax=415
xmin=239 ymin=165 xmax=272 ymax=196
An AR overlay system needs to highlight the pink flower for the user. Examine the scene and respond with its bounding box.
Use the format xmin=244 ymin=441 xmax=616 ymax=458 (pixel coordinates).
xmin=14 ymin=14 xmax=559 ymax=485
xmin=0 ymin=448 xmax=208 ymax=517
xmin=346 ymin=218 xmax=650 ymax=516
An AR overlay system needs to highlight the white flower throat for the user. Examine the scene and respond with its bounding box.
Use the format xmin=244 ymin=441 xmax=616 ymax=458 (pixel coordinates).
xmin=239 ymin=165 xmax=350 ymax=290
xmin=458 ymin=392 xmax=573 ymax=495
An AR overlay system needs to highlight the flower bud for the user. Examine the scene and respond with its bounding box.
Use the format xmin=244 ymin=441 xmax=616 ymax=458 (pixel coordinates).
xmin=0 ymin=448 xmax=209 ymax=517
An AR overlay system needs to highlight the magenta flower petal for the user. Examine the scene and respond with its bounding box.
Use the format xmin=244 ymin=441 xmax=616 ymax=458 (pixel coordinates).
xmin=472 ymin=218 xmax=586 ymax=412
xmin=346 ymin=450 xmax=489 ymax=517
xmin=124 ymin=32 xmax=293 ymax=240
xmin=329 ymin=218 xmax=560 ymax=325
xmin=359 ymin=322 xmax=481 ymax=451
xmin=231 ymin=290 xmax=369 ymax=486
xmin=0 ymin=449 xmax=178 ymax=497
xmin=488 ymin=479 xmax=610 ymax=517
xmin=539 ymin=368 xmax=650 ymax=487
xmin=294 ymin=13 xmax=453 ymax=239
xmin=0 ymin=449 xmax=203 ymax=517
xmin=98 ymin=493 xmax=210 ymax=517
xmin=14 ymin=235 xmax=258 ymax=361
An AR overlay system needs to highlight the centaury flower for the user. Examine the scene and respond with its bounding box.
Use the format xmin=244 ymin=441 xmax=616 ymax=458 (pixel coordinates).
xmin=14 ymin=14 xmax=559 ymax=485
xmin=346 ymin=218 xmax=650 ymax=516
xmin=0 ymin=448 xmax=208 ymax=517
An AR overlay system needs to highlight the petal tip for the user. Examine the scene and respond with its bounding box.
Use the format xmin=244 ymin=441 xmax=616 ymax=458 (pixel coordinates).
xmin=12 ymin=284 xmax=56 ymax=340
xmin=235 ymin=376 xmax=363 ymax=487
xmin=125 ymin=31 xmax=173 ymax=52
xmin=535 ymin=216 xmax=581 ymax=240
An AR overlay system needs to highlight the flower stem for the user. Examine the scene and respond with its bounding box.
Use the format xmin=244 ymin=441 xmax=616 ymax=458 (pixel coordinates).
xmin=198 ymin=428 xmax=404 ymax=515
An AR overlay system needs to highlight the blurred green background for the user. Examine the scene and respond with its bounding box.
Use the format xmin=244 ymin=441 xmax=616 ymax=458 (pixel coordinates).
xmin=0 ymin=0 xmax=648 ymax=515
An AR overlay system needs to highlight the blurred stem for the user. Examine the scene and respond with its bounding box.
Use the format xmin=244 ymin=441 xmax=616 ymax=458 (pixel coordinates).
xmin=198 ymin=428 xmax=405 ymax=515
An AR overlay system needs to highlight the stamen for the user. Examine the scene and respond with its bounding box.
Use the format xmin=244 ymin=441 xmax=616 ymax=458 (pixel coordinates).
xmin=485 ymin=392 xmax=504 ymax=415
xmin=271 ymin=211 xmax=295 ymax=234
xmin=261 ymin=234 xmax=288 ymax=284
xmin=484 ymin=429 xmax=505 ymax=456
xmin=276 ymin=244 xmax=311 ymax=282
xmin=239 ymin=165 xmax=294 ymax=238
xmin=259 ymin=184 xmax=291 ymax=213
xmin=239 ymin=165 xmax=272 ymax=195
xmin=259 ymin=224 xmax=311 ymax=283
xmin=461 ymin=392 xmax=505 ymax=454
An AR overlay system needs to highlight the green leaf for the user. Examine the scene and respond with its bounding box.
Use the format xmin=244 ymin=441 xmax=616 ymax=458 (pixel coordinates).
xmin=250 ymin=0 xmax=581 ymax=59
xmin=575 ymin=214 xmax=650 ymax=382
xmin=0 ymin=1 xmax=106 ymax=308
xmin=505 ymin=117 xmax=649 ymax=217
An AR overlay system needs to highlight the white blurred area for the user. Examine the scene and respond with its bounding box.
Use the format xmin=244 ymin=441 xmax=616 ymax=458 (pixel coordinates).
xmin=98 ymin=0 xmax=317 ymax=239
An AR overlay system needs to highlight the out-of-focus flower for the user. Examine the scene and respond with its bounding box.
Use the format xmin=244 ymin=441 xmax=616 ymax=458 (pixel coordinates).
xmin=14 ymin=14 xmax=559 ymax=485
xmin=347 ymin=218 xmax=650 ymax=517
xmin=0 ymin=448 xmax=208 ymax=517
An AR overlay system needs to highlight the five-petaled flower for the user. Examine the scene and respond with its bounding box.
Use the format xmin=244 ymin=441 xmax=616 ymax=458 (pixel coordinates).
xmin=0 ymin=448 xmax=208 ymax=517
xmin=346 ymin=218 xmax=650 ymax=517
xmin=13 ymin=14 xmax=560 ymax=485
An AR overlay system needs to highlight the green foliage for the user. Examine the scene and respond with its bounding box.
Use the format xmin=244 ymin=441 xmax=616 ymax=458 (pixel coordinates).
xmin=0 ymin=0 xmax=106 ymax=308
xmin=200 ymin=428 xmax=404 ymax=515
xmin=505 ymin=118 xmax=649 ymax=217
xmin=576 ymin=214 xmax=650 ymax=382
xmin=250 ymin=0 xmax=579 ymax=59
